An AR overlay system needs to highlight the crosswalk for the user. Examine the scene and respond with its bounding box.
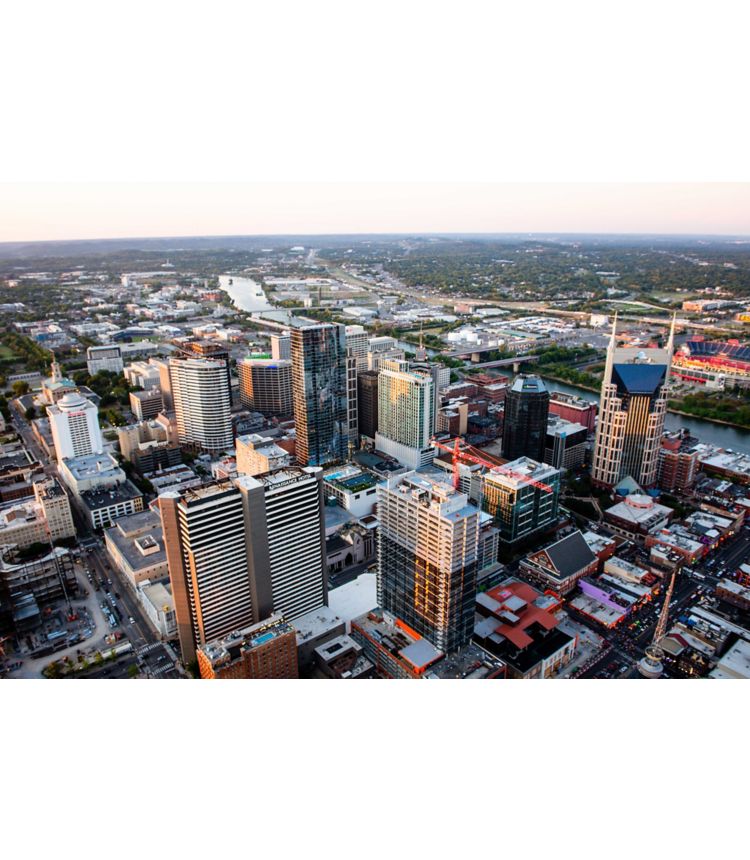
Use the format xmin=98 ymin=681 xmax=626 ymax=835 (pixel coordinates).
xmin=136 ymin=642 xmax=162 ymax=657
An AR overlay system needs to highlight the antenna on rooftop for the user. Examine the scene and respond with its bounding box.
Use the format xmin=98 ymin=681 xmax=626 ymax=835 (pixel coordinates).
xmin=638 ymin=568 xmax=678 ymax=678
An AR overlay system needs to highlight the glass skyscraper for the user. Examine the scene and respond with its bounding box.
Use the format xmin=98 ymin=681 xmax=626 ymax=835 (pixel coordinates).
xmin=291 ymin=323 xmax=349 ymax=467
xmin=502 ymin=374 xmax=550 ymax=462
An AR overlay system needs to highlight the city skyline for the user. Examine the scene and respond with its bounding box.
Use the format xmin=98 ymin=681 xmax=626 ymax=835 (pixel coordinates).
xmin=3 ymin=183 xmax=750 ymax=243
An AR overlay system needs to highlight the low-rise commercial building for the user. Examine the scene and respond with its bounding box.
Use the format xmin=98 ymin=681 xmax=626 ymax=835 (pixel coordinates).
xmin=323 ymin=464 xmax=382 ymax=518
xmin=136 ymin=578 xmax=177 ymax=639
xmin=105 ymin=510 xmax=169 ymax=586
xmin=129 ymin=388 xmax=164 ymax=421
xmin=473 ymin=578 xmax=575 ymax=678
xmin=197 ymin=614 xmax=299 ymax=679
xmin=604 ymin=494 xmax=672 ymax=542
xmin=520 ymin=529 xmax=598 ymax=596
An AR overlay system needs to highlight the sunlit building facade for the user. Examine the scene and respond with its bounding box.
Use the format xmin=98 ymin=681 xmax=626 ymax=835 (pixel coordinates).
xmin=375 ymin=359 xmax=435 ymax=470
xmin=377 ymin=472 xmax=480 ymax=653
xmin=592 ymin=316 xmax=674 ymax=489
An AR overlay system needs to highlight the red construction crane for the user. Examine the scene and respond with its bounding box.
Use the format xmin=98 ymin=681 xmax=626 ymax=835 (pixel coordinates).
xmin=430 ymin=437 xmax=554 ymax=493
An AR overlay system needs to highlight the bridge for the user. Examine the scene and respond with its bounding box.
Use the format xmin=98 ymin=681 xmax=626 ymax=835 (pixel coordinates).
xmin=462 ymin=355 xmax=540 ymax=371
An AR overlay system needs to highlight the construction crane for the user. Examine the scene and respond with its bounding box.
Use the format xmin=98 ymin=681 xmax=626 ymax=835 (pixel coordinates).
xmin=430 ymin=437 xmax=554 ymax=493
xmin=638 ymin=568 xmax=678 ymax=678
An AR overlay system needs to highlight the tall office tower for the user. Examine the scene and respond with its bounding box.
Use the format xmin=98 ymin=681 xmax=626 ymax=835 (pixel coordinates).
xmin=346 ymin=354 xmax=359 ymax=448
xmin=241 ymin=468 xmax=327 ymax=622
xmin=357 ymin=370 xmax=379 ymax=439
xmin=375 ymin=359 xmax=435 ymax=470
xmin=151 ymin=358 xmax=174 ymax=410
xmin=368 ymin=335 xmax=399 ymax=355
xmin=592 ymin=315 xmax=675 ymax=489
xmin=160 ymin=482 xmax=259 ymax=663
xmin=482 ymin=458 xmax=561 ymax=544
xmin=237 ymin=358 xmax=293 ymax=415
xmin=47 ymin=391 xmax=104 ymax=460
xmin=367 ymin=335 xmax=405 ymax=372
xmin=160 ymin=468 xmax=327 ymax=663
xmin=270 ymin=332 xmax=291 ymax=361
xmin=169 ymin=355 xmax=233 ymax=454
xmin=502 ymin=375 xmax=550 ymax=462
xmin=291 ymin=323 xmax=349 ymax=467
xmin=411 ymin=361 xmax=451 ymax=425
xmin=345 ymin=325 xmax=369 ymax=373
xmin=377 ymin=472 xmax=480 ymax=653
xmin=174 ymin=338 xmax=232 ymax=393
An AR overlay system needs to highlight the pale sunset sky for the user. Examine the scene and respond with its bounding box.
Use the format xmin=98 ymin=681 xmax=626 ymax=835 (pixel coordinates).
xmin=1 ymin=183 xmax=750 ymax=243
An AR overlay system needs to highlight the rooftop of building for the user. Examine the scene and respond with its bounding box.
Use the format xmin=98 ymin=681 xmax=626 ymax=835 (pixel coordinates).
xmin=525 ymin=530 xmax=597 ymax=582
xmin=198 ymin=613 xmax=295 ymax=668
xmin=381 ymin=471 xmax=477 ymax=522
xmin=606 ymin=495 xmax=672 ymax=527
xmin=62 ymin=453 xmax=122 ymax=481
xmin=546 ymin=416 xmax=588 ymax=437
xmin=352 ymin=609 xmax=445 ymax=672
xmin=0 ymin=498 xmax=44 ymax=531
xmin=484 ymin=456 xmax=560 ymax=488
xmin=138 ymin=578 xmax=173 ymax=613
xmin=710 ymin=638 xmax=750 ymax=679
xmin=475 ymin=578 xmax=560 ymax=651
xmin=424 ymin=644 xmax=505 ymax=679
xmin=292 ymin=605 xmax=345 ymax=644
xmin=327 ymin=573 xmax=377 ymax=623
xmin=80 ymin=480 xmax=143 ymax=511
xmin=323 ymin=463 xmax=380 ymax=493
xmin=509 ymin=374 xmax=548 ymax=395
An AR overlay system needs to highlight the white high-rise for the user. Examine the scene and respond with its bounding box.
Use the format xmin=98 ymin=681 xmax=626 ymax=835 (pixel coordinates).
xmin=345 ymin=325 xmax=369 ymax=374
xmin=375 ymin=359 xmax=435 ymax=469
xmin=47 ymin=391 xmax=103 ymax=460
xmin=169 ymin=355 xmax=233 ymax=453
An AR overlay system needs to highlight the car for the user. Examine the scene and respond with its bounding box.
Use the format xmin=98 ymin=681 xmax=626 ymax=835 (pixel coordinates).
xmin=129 ymin=617 xmax=135 ymax=624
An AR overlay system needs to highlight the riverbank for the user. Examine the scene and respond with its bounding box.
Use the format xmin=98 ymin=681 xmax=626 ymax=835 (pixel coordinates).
xmin=665 ymin=406 xmax=750 ymax=433
xmin=538 ymin=373 xmax=599 ymax=395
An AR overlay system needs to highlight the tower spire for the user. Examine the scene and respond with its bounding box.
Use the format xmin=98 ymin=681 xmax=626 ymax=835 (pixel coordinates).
xmin=638 ymin=568 xmax=677 ymax=678
xmin=603 ymin=311 xmax=618 ymax=384
xmin=666 ymin=312 xmax=676 ymax=355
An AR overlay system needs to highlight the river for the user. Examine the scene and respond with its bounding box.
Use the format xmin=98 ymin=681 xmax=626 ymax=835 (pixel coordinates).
xmin=538 ymin=377 xmax=750 ymax=453
xmin=218 ymin=275 xmax=274 ymax=313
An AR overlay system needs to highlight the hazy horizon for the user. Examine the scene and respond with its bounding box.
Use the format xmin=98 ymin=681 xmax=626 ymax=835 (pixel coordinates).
xmin=2 ymin=183 xmax=750 ymax=245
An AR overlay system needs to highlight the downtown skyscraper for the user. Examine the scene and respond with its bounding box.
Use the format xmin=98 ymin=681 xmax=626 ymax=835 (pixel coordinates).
xmin=377 ymin=472 xmax=480 ymax=653
xmin=160 ymin=468 xmax=327 ymax=663
xmin=591 ymin=315 xmax=674 ymax=489
xmin=291 ymin=323 xmax=349 ymax=467
xmin=375 ymin=359 xmax=435 ymax=470
xmin=168 ymin=354 xmax=233 ymax=454
xmin=502 ymin=374 xmax=550 ymax=462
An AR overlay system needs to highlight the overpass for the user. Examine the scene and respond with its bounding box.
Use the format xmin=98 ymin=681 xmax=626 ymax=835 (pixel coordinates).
xmin=462 ymin=355 xmax=540 ymax=371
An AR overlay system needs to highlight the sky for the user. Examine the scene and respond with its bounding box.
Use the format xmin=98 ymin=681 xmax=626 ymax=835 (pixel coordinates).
xmin=2 ymin=183 xmax=750 ymax=244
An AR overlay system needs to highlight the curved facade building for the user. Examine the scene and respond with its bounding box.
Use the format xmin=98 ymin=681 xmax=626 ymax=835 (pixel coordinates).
xmin=169 ymin=355 xmax=233 ymax=454
xmin=502 ymin=375 xmax=549 ymax=462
